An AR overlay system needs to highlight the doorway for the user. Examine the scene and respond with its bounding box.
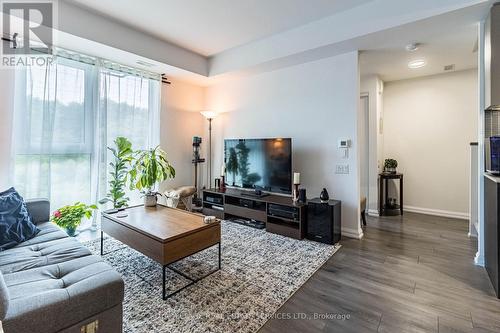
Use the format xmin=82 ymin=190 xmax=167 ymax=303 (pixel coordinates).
xmin=360 ymin=94 xmax=370 ymax=221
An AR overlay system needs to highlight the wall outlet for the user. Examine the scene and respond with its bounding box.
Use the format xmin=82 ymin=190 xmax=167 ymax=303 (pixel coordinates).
xmin=335 ymin=164 xmax=349 ymax=174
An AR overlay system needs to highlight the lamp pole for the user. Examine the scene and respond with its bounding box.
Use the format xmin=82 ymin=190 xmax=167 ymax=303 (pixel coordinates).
xmin=208 ymin=117 xmax=212 ymax=189
xmin=200 ymin=111 xmax=217 ymax=190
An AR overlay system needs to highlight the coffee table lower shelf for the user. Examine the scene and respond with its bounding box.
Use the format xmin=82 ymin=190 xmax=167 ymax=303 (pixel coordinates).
xmin=100 ymin=232 xmax=221 ymax=300
xmin=161 ymin=242 xmax=221 ymax=300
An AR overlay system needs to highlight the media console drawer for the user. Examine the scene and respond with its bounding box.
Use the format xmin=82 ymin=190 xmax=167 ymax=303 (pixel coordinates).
xmin=266 ymin=220 xmax=302 ymax=239
xmin=224 ymin=204 xmax=267 ymax=222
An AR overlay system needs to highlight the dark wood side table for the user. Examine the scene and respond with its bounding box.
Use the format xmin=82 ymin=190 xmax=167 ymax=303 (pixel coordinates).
xmin=378 ymin=172 xmax=403 ymax=216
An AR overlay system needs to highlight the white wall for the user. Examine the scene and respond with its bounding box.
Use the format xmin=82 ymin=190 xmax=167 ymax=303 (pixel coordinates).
xmin=383 ymin=69 xmax=478 ymax=218
xmin=159 ymin=80 xmax=205 ymax=192
xmin=205 ymin=51 xmax=363 ymax=238
xmin=360 ymin=75 xmax=384 ymax=214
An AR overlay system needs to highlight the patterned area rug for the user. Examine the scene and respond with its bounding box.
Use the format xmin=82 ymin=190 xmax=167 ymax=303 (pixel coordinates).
xmin=84 ymin=221 xmax=340 ymax=333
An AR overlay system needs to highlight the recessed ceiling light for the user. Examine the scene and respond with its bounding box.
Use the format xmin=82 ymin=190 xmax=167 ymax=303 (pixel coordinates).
xmin=408 ymin=59 xmax=426 ymax=69
xmin=405 ymin=43 xmax=420 ymax=52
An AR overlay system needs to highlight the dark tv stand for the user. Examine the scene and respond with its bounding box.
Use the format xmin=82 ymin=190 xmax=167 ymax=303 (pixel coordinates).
xmin=201 ymin=188 xmax=306 ymax=239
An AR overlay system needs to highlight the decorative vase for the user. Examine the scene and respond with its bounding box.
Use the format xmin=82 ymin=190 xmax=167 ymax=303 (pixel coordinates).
xmin=385 ymin=167 xmax=396 ymax=174
xmin=65 ymin=226 xmax=77 ymax=237
xmin=320 ymin=188 xmax=329 ymax=203
xmin=144 ymin=194 xmax=157 ymax=207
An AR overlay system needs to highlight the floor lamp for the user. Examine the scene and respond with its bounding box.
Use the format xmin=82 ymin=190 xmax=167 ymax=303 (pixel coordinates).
xmin=201 ymin=111 xmax=218 ymax=189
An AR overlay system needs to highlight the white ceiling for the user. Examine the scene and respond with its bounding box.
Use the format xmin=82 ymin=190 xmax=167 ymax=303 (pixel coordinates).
xmin=360 ymin=23 xmax=478 ymax=82
xmin=66 ymin=0 xmax=374 ymax=56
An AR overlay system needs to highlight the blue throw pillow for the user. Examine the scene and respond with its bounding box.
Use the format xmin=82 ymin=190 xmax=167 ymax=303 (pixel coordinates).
xmin=0 ymin=187 xmax=40 ymax=251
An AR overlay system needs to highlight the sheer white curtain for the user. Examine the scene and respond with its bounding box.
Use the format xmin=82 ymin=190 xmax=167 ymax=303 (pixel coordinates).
xmin=13 ymin=58 xmax=96 ymax=211
xmin=13 ymin=54 xmax=162 ymax=229
xmin=98 ymin=66 xmax=161 ymax=212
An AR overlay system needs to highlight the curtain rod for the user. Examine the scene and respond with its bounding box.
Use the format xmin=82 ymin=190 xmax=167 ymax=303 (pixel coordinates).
xmin=161 ymin=74 xmax=171 ymax=85
xmin=2 ymin=38 xmax=171 ymax=84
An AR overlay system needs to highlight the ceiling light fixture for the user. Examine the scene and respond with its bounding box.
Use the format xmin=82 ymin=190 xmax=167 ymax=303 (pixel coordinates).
xmin=408 ymin=59 xmax=426 ymax=69
xmin=405 ymin=43 xmax=420 ymax=52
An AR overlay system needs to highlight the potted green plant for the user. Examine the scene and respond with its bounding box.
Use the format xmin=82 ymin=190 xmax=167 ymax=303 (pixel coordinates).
xmin=384 ymin=158 xmax=398 ymax=174
xmin=129 ymin=146 xmax=176 ymax=207
xmin=51 ymin=202 xmax=97 ymax=236
xmin=99 ymin=137 xmax=133 ymax=209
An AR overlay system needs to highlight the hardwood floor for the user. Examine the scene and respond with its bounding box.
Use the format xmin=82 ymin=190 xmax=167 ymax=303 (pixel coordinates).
xmin=80 ymin=212 xmax=500 ymax=332
xmin=260 ymin=212 xmax=500 ymax=333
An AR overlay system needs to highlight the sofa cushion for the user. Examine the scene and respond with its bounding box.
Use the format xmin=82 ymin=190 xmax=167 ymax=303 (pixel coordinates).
xmin=0 ymin=225 xmax=91 ymax=274
xmin=2 ymin=255 xmax=123 ymax=333
xmin=0 ymin=272 xmax=8 ymax=321
xmin=25 ymin=199 xmax=50 ymax=225
xmin=0 ymin=188 xmax=40 ymax=251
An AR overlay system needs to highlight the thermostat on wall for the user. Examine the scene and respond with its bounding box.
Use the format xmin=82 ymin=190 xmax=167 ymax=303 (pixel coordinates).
xmin=338 ymin=139 xmax=351 ymax=148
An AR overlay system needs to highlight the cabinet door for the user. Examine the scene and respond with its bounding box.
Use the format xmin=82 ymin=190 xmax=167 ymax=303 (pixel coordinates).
xmin=485 ymin=177 xmax=499 ymax=296
xmin=307 ymin=203 xmax=332 ymax=244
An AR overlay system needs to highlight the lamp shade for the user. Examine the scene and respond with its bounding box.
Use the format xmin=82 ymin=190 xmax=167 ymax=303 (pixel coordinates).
xmin=200 ymin=111 xmax=218 ymax=119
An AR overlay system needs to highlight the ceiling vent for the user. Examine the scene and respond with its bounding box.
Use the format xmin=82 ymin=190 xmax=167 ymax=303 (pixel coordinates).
xmin=444 ymin=64 xmax=455 ymax=71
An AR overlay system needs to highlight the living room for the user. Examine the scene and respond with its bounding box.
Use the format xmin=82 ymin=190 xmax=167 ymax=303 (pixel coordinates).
xmin=1 ymin=1 xmax=500 ymax=333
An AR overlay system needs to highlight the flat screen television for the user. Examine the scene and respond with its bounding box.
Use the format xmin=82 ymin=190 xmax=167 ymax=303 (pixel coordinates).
xmin=224 ymin=138 xmax=292 ymax=194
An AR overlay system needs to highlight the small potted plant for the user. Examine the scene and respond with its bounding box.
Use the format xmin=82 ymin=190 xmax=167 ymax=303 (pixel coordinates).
xmin=129 ymin=146 xmax=176 ymax=207
xmin=384 ymin=158 xmax=398 ymax=174
xmin=51 ymin=202 xmax=97 ymax=236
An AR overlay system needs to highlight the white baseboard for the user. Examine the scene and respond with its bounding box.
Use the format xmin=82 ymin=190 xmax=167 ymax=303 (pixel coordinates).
xmin=404 ymin=205 xmax=469 ymax=220
xmin=367 ymin=209 xmax=379 ymax=217
xmin=342 ymin=227 xmax=364 ymax=239
xmin=475 ymin=251 xmax=485 ymax=266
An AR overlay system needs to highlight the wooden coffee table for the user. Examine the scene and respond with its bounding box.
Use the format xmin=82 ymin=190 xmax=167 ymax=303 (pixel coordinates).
xmin=100 ymin=204 xmax=221 ymax=299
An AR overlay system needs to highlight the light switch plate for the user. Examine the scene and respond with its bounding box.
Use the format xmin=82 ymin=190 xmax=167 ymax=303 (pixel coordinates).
xmin=335 ymin=164 xmax=349 ymax=174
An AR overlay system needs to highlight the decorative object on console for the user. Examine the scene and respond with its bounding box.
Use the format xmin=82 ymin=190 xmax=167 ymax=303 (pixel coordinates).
xmin=298 ymin=188 xmax=307 ymax=203
xmin=129 ymin=145 xmax=176 ymax=207
xmin=307 ymin=198 xmax=341 ymax=245
xmin=320 ymin=188 xmax=329 ymax=202
xmin=51 ymin=202 xmax=97 ymax=237
xmin=384 ymin=158 xmax=398 ymax=174
xmin=200 ymin=111 xmax=218 ymax=190
xmin=293 ymin=172 xmax=300 ymax=202
xmin=220 ymin=163 xmax=226 ymax=190
xmin=215 ymin=178 xmax=221 ymax=189
xmin=192 ymin=136 xmax=206 ymax=207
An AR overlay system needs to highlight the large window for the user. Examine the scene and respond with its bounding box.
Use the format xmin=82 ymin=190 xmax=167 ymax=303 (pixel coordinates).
xmin=13 ymin=55 xmax=161 ymax=217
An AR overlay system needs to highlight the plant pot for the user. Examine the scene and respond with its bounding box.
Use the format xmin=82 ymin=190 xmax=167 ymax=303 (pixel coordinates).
xmin=385 ymin=167 xmax=397 ymax=174
xmin=65 ymin=226 xmax=77 ymax=237
xmin=144 ymin=194 xmax=157 ymax=207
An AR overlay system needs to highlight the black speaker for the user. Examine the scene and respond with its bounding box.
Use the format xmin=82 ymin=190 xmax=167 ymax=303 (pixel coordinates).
xmin=298 ymin=188 xmax=307 ymax=203
xmin=306 ymin=198 xmax=341 ymax=245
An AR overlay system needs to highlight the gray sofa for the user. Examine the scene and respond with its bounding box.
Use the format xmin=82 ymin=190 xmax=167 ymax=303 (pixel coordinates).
xmin=0 ymin=199 xmax=124 ymax=333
